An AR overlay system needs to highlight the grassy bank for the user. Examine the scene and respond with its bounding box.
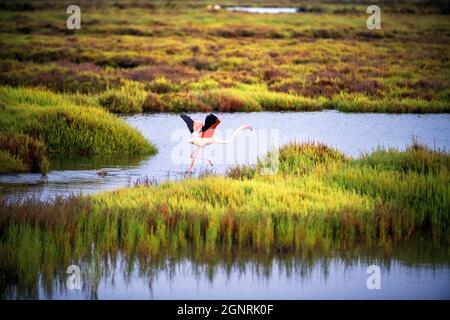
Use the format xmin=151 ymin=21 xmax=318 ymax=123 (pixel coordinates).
xmin=0 ymin=86 xmax=156 ymax=174
xmin=0 ymin=2 xmax=449 ymax=113
xmin=0 ymin=141 xmax=448 ymax=294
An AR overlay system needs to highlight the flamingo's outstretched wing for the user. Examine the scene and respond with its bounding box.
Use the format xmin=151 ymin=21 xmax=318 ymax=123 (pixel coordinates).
xmin=180 ymin=114 xmax=203 ymax=134
xmin=180 ymin=114 xmax=194 ymax=133
xmin=201 ymin=113 xmax=221 ymax=138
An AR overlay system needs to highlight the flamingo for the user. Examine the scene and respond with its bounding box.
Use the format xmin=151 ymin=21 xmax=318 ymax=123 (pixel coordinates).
xmin=180 ymin=113 xmax=252 ymax=173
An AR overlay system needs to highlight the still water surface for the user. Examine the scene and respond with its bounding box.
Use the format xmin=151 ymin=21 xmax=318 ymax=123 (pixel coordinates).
xmin=37 ymin=248 xmax=449 ymax=300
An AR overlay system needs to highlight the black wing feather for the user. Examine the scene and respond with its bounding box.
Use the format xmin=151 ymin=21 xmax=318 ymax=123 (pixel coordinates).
xmin=180 ymin=114 xmax=194 ymax=133
xmin=201 ymin=113 xmax=220 ymax=132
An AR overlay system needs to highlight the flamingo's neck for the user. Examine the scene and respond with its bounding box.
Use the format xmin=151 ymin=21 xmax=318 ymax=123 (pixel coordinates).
xmin=215 ymin=126 xmax=246 ymax=144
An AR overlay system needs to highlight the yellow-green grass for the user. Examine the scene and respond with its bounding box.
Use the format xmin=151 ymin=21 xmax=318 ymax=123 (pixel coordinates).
xmin=0 ymin=141 xmax=448 ymax=293
xmin=0 ymin=150 xmax=27 ymax=173
xmin=0 ymin=86 xmax=156 ymax=173
xmin=0 ymin=133 xmax=49 ymax=174
xmin=0 ymin=2 xmax=449 ymax=113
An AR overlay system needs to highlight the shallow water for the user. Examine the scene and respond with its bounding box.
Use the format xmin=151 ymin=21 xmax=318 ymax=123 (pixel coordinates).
xmin=1 ymin=111 xmax=449 ymax=200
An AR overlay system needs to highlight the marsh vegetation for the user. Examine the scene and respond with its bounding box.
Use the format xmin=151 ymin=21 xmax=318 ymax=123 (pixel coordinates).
xmin=0 ymin=1 xmax=449 ymax=115
xmin=0 ymin=1 xmax=449 ymax=299
xmin=0 ymin=86 xmax=156 ymax=174
xmin=0 ymin=141 xmax=448 ymax=297
xmin=1 ymin=1 xmax=449 ymax=172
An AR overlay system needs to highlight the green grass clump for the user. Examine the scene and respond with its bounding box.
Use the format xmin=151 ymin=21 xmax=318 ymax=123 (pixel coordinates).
xmin=198 ymin=88 xmax=324 ymax=112
xmin=98 ymin=90 xmax=143 ymax=113
xmin=268 ymin=141 xmax=347 ymax=176
xmin=0 ymin=150 xmax=27 ymax=173
xmin=200 ymin=89 xmax=262 ymax=112
xmin=0 ymin=59 xmax=122 ymax=95
xmin=146 ymin=77 xmax=179 ymax=94
xmin=359 ymin=141 xmax=450 ymax=174
xmin=253 ymin=91 xmax=324 ymax=111
xmin=0 ymin=86 xmax=156 ymax=172
xmin=152 ymin=88 xmax=324 ymax=113
xmin=98 ymin=82 xmax=147 ymax=114
xmin=0 ymin=133 xmax=48 ymax=174
xmin=164 ymin=92 xmax=210 ymax=113
xmin=190 ymin=78 xmax=219 ymax=91
xmin=327 ymin=93 xmax=450 ymax=113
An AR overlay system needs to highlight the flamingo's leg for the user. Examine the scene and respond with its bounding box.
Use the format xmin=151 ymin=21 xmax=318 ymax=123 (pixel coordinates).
xmin=189 ymin=152 xmax=200 ymax=173
xmin=191 ymin=146 xmax=203 ymax=160
xmin=190 ymin=147 xmax=200 ymax=159
xmin=189 ymin=147 xmax=202 ymax=173
xmin=197 ymin=148 xmax=213 ymax=166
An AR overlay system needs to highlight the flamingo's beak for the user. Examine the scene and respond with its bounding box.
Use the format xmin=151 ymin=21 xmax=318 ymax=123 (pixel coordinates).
xmin=244 ymin=125 xmax=253 ymax=131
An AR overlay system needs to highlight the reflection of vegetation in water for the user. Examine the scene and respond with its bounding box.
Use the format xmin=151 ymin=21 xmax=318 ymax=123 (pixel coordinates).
xmin=0 ymin=141 xmax=448 ymax=298
xmin=1 ymin=243 xmax=449 ymax=299
xmin=49 ymin=153 xmax=149 ymax=171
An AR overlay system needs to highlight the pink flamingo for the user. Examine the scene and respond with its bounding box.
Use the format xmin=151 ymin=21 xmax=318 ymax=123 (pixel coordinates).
xmin=180 ymin=113 xmax=253 ymax=173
